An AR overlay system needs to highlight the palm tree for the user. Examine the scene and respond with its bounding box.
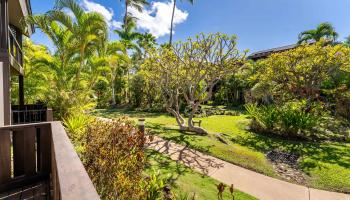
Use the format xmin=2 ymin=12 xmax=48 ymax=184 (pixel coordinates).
xmin=169 ymin=0 xmax=194 ymax=45
xmin=114 ymin=19 xmax=141 ymax=103
xmin=105 ymin=42 xmax=129 ymax=105
xmin=50 ymin=0 xmax=108 ymax=90
xmin=298 ymin=22 xmax=338 ymax=44
xmin=26 ymin=0 xmax=109 ymax=117
xmin=137 ymin=33 xmax=156 ymax=57
xmin=344 ymin=36 xmax=350 ymax=47
xmin=115 ymin=18 xmax=141 ymax=53
xmin=119 ymin=0 xmax=148 ymax=29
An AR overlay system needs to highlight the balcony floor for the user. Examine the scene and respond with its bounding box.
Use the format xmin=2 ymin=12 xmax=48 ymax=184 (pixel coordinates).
xmin=0 ymin=180 xmax=50 ymax=200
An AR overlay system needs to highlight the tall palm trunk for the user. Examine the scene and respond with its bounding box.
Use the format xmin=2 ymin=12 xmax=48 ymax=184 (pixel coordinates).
xmin=124 ymin=1 xmax=129 ymax=30
xmin=169 ymin=0 xmax=177 ymax=45
xmin=74 ymin=47 xmax=85 ymax=90
xmin=111 ymin=72 xmax=116 ymax=105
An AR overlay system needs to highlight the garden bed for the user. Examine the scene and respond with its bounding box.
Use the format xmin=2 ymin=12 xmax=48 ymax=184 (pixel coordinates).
xmin=93 ymin=108 xmax=350 ymax=193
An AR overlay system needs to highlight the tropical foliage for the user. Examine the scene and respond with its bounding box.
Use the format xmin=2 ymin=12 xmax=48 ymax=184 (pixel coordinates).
xmin=298 ymin=22 xmax=338 ymax=44
xmin=253 ymin=41 xmax=350 ymax=103
xmin=246 ymin=40 xmax=350 ymax=140
xmin=143 ymin=33 xmax=246 ymax=134
xmin=21 ymin=1 xmax=350 ymax=197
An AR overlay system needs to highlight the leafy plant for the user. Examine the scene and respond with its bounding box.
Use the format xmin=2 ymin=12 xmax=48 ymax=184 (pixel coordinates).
xmin=63 ymin=113 xmax=93 ymax=155
xmin=143 ymin=171 xmax=166 ymax=200
xmin=245 ymin=104 xmax=279 ymax=131
xmin=279 ymin=104 xmax=318 ymax=137
xmin=84 ymin=118 xmax=147 ymax=199
xmin=245 ymin=102 xmax=323 ymax=139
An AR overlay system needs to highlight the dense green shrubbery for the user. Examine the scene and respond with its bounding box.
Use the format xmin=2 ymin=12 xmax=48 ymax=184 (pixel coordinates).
xmin=245 ymin=102 xmax=324 ymax=139
xmin=279 ymin=103 xmax=319 ymax=137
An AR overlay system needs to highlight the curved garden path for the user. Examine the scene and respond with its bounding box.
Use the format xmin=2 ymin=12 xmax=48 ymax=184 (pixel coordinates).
xmin=147 ymin=135 xmax=350 ymax=200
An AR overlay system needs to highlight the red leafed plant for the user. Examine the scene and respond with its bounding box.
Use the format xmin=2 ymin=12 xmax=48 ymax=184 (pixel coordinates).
xmin=83 ymin=117 xmax=147 ymax=199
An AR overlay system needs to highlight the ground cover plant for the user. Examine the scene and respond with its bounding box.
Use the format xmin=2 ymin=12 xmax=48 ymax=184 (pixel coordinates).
xmin=94 ymin=108 xmax=350 ymax=193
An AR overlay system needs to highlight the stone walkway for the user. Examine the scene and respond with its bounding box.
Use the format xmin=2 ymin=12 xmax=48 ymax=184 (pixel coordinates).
xmin=147 ymin=136 xmax=350 ymax=200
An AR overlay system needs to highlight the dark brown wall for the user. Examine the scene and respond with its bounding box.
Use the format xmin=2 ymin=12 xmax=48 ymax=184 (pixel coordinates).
xmin=0 ymin=0 xmax=11 ymax=126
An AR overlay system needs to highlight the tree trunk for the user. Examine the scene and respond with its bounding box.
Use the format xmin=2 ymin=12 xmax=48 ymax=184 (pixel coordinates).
xmin=124 ymin=2 xmax=128 ymax=29
xmin=74 ymin=48 xmax=85 ymax=90
xmin=111 ymin=81 xmax=116 ymax=106
xmin=126 ymin=68 xmax=130 ymax=104
xmin=169 ymin=0 xmax=176 ymax=45
xmin=166 ymin=105 xmax=208 ymax=135
xmin=187 ymin=106 xmax=208 ymax=135
xmin=166 ymin=107 xmax=186 ymax=130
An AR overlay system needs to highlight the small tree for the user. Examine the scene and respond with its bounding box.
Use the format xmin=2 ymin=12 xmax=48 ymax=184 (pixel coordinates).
xmin=255 ymin=41 xmax=350 ymax=104
xmin=143 ymin=33 xmax=245 ymax=134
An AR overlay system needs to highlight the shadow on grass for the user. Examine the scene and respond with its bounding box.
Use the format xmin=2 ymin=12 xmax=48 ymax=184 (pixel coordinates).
xmin=147 ymin=122 xmax=214 ymax=154
xmin=145 ymin=150 xmax=189 ymax=185
xmin=147 ymin=122 xmax=224 ymax=175
xmin=231 ymin=131 xmax=350 ymax=171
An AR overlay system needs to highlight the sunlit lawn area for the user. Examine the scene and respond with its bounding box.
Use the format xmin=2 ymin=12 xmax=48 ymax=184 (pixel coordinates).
xmin=93 ymin=108 xmax=350 ymax=193
xmin=145 ymin=150 xmax=257 ymax=200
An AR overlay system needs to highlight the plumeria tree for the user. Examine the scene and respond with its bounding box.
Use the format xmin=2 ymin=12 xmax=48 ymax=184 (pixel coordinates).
xmin=254 ymin=41 xmax=350 ymax=104
xmin=143 ymin=33 xmax=246 ymax=134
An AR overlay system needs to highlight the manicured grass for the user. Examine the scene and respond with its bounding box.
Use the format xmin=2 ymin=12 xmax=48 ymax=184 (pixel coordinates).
xmin=145 ymin=150 xmax=257 ymax=200
xmin=93 ymin=108 xmax=350 ymax=193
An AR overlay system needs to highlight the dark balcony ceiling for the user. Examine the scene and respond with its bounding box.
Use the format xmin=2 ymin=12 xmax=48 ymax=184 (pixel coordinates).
xmin=8 ymin=0 xmax=34 ymax=36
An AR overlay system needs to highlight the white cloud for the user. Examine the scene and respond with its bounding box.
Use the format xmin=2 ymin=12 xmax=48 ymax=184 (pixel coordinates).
xmin=64 ymin=9 xmax=75 ymax=19
xmin=129 ymin=0 xmax=188 ymax=38
xmin=81 ymin=0 xmax=122 ymax=29
xmin=111 ymin=20 xmax=123 ymax=29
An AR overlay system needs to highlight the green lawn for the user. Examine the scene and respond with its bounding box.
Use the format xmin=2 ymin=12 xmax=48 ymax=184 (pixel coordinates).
xmin=145 ymin=150 xmax=257 ymax=200
xmin=93 ymin=108 xmax=350 ymax=193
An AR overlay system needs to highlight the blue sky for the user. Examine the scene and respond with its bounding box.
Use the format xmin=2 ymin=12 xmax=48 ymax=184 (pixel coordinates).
xmin=30 ymin=0 xmax=350 ymax=53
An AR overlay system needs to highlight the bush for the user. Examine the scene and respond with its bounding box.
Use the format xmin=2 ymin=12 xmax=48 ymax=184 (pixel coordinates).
xmin=84 ymin=118 xmax=147 ymax=199
xmin=245 ymin=102 xmax=322 ymax=139
xmin=279 ymin=103 xmax=318 ymax=138
xmin=245 ymin=104 xmax=279 ymax=131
